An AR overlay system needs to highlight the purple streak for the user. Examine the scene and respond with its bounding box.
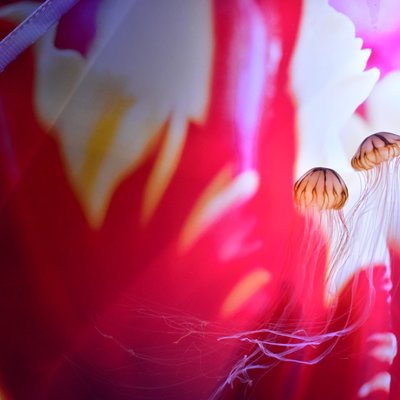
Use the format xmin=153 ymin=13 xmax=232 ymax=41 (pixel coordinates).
xmin=0 ymin=0 xmax=81 ymax=72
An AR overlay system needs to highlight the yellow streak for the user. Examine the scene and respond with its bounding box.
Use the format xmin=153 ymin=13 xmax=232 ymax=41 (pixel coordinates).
xmin=80 ymin=94 xmax=134 ymax=200
xmin=141 ymin=115 xmax=187 ymax=223
xmin=179 ymin=167 xmax=259 ymax=252
xmin=178 ymin=165 xmax=233 ymax=250
xmin=221 ymin=269 xmax=270 ymax=317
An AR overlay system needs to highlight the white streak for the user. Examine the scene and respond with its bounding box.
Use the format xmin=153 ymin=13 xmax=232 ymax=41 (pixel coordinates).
xmin=368 ymin=332 xmax=398 ymax=364
xmin=358 ymin=372 xmax=391 ymax=398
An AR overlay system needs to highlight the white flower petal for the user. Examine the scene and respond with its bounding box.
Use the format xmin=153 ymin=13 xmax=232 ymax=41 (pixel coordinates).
xmin=18 ymin=0 xmax=214 ymax=226
xmin=291 ymin=0 xmax=379 ymax=179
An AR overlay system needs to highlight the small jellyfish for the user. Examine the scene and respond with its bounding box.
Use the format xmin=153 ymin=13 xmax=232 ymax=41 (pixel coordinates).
xmin=293 ymin=168 xmax=350 ymax=305
xmin=339 ymin=132 xmax=400 ymax=343
xmin=294 ymin=167 xmax=348 ymax=211
xmin=351 ymin=132 xmax=400 ymax=171
xmin=351 ymin=132 xmax=400 ymax=248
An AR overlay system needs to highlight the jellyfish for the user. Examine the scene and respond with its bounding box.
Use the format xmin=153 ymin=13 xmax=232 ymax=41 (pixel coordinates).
xmin=343 ymin=132 xmax=400 ymax=323
xmin=293 ymin=168 xmax=383 ymax=340
xmin=293 ymin=167 xmax=351 ymax=306
xmin=293 ymin=167 xmax=348 ymax=211
xmin=351 ymin=132 xmax=400 ymax=241
xmin=213 ymin=168 xmax=355 ymax=398
xmin=351 ymin=132 xmax=400 ymax=172
xmin=351 ymin=132 xmax=400 ymax=264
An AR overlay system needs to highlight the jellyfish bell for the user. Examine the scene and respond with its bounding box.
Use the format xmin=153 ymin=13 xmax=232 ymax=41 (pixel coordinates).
xmin=293 ymin=166 xmax=349 ymax=249
xmin=351 ymin=132 xmax=400 ymax=171
xmin=294 ymin=167 xmax=348 ymax=211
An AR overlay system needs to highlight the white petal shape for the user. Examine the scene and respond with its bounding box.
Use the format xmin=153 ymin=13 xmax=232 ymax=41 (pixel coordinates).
xmin=291 ymin=0 xmax=379 ymax=180
xmin=366 ymin=71 xmax=400 ymax=132
xmin=3 ymin=0 xmax=213 ymax=226
xmin=341 ymin=72 xmax=400 ymax=240
xmin=290 ymin=0 xmax=381 ymax=303
xmin=179 ymin=168 xmax=260 ymax=251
